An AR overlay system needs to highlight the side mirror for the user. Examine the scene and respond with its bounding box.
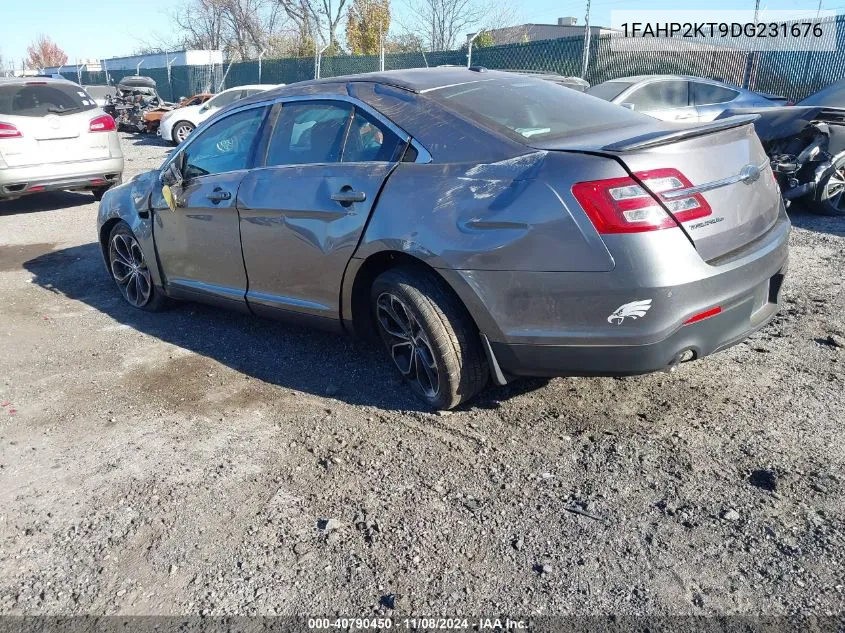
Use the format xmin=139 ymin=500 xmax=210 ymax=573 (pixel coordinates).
xmin=621 ymin=102 xmax=636 ymax=110
xmin=160 ymin=161 xmax=183 ymax=188
xmin=199 ymin=104 xmax=210 ymax=113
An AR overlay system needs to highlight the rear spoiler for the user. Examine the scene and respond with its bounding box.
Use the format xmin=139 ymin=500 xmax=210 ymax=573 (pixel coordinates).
xmin=601 ymin=114 xmax=760 ymax=152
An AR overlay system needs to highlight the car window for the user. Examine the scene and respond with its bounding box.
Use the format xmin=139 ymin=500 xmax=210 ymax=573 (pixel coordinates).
xmin=0 ymin=82 xmax=97 ymax=117
xmin=691 ymin=82 xmax=739 ymax=106
xmin=182 ymin=106 xmax=268 ymax=180
xmin=207 ymin=90 xmax=241 ymax=109
xmin=265 ymin=101 xmax=352 ymax=166
xmin=427 ymin=76 xmax=649 ymax=143
xmin=627 ymin=81 xmax=689 ymax=111
xmin=342 ymin=108 xmax=404 ymax=163
xmin=243 ymin=89 xmax=264 ymax=97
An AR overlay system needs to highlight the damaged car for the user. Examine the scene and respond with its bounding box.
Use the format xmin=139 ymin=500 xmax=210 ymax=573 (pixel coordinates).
xmin=717 ymin=91 xmax=845 ymax=216
xmin=97 ymin=68 xmax=788 ymax=409
xmin=143 ymin=92 xmax=213 ymax=134
xmin=104 ymin=76 xmax=169 ymax=133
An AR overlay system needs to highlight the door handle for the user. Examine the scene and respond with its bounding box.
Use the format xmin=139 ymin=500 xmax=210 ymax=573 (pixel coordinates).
xmin=676 ymin=113 xmax=696 ymax=120
xmin=331 ymin=187 xmax=366 ymax=206
xmin=207 ymin=187 xmax=231 ymax=203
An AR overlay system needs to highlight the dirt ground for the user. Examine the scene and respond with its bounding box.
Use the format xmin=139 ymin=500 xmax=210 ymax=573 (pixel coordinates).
xmin=0 ymin=132 xmax=843 ymax=619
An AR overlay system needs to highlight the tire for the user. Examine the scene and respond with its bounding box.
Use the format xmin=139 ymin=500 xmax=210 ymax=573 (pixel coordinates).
xmin=107 ymin=222 xmax=167 ymax=312
xmin=171 ymin=121 xmax=195 ymax=145
xmin=92 ymin=187 xmax=109 ymax=201
xmin=812 ymin=155 xmax=845 ymax=216
xmin=371 ymin=267 xmax=489 ymax=410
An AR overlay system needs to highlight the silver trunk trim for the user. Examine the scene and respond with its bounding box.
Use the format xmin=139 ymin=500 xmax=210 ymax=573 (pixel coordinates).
xmin=659 ymin=159 xmax=771 ymax=201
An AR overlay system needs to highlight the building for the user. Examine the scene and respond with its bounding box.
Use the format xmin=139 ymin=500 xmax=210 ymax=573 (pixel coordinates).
xmin=467 ymin=17 xmax=615 ymax=45
xmin=41 ymin=50 xmax=224 ymax=76
xmin=100 ymin=50 xmax=224 ymax=73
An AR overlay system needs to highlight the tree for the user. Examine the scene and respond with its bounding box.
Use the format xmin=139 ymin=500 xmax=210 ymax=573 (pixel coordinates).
xmin=277 ymin=0 xmax=349 ymax=54
xmin=385 ymin=32 xmax=424 ymax=53
xmin=170 ymin=0 xmax=292 ymax=60
xmin=346 ymin=0 xmax=390 ymax=55
xmin=26 ymin=35 xmax=67 ymax=70
xmin=402 ymin=0 xmax=484 ymax=51
xmin=473 ymin=30 xmax=494 ymax=47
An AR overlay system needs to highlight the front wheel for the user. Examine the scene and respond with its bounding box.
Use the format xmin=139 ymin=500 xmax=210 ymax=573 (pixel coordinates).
xmin=371 ymin=267 xmax=488 ymax=410
xmin=108 ymin=222 xmax=167 ymax=311
xmin=812 ymin=155 xmax=845 ymax=216
xmin=172 ymin=121 xmax=194 ymax=145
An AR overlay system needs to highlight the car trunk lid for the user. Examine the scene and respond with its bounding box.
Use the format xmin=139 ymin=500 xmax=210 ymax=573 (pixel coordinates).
xmin=533 ymin=116 xmax=782 ymax=261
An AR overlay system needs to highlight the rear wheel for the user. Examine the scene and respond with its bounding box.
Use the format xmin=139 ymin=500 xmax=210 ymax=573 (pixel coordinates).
xmin=371 ymin=267 xmax=488 ymax=410
xmin=812 ymin=154 xmax=845 ymax=216
xmin=172 ymin=121 xmax=194 ymax=145
xmin=108 ymin=222 xmax=167 ymax=311
xmin=92 ymin=187 xmax=109 ymax=201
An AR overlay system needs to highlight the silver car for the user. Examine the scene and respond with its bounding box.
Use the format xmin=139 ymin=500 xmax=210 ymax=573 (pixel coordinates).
xmin=97 ymin=69 xmax=789 ymax=409
xmin=587 ymin=75 xmax=787 ymax=122
xmin=0 ymin=78 xmax=123 ymax=201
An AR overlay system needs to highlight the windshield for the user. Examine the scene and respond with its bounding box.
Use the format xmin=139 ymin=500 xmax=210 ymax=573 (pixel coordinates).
xmin=426 ymin=76 xmax=646 ymax=143
xmin=586 ymin=81 xmax=634 ymax=102
xmin=0 ymin=82 xmax=97 ymax=117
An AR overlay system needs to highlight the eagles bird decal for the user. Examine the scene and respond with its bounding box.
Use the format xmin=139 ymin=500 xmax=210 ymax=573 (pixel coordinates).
xmin=607 ymin=299 xmax=653 ymax=325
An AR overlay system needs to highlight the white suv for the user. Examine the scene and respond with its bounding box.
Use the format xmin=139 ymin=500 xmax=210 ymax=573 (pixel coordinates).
xmin=0 ymin=78 xmax=123 ymax=201
xmin=159 ymin=84 xmax=282 ymax=144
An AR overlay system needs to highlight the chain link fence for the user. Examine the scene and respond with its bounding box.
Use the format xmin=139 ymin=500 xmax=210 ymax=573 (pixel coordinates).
xmin=59 ymin=15 xmax=845 ymax=103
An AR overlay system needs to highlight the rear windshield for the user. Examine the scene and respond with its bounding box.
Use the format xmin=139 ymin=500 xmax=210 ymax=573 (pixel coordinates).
xmin=426 ymin=76 xmax=645 ymax=143
xmin=0 ymin=82 xmax=97 ymax=117
xmin=586 ymin=81 xmax=634 ymax=101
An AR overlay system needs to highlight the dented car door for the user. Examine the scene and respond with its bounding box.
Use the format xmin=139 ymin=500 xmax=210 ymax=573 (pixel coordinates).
xmin=237 ymin=98 xmax=407 ymax=322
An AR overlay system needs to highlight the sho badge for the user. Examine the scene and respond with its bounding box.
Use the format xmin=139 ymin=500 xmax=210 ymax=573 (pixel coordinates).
xmin=608 ymin=299 xmax=652 ymax=325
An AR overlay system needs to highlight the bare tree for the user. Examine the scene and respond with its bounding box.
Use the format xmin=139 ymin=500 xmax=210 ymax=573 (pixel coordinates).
xmin=169 ymin=0 xmax=292 ymax=60
xmin=400 ymin=0 xmax=526 ymax=50
xmin=277 ymin=0 xmax=349 ymax=53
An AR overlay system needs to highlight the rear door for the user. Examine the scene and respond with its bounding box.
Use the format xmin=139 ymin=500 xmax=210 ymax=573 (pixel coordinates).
xmin=153 ymin=104 xmax=270 ymax=306
xmin=237 ymin=98 xmax=407 ymax=321
xmin=607 ymin=121 xmax=782 ymax=261
xmin=0 ymin=81 xmax=109 ymax=167
xmin=626 ymin=80 xmax=698 ymax=122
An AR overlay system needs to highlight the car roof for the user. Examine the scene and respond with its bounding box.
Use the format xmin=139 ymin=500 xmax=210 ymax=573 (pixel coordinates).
xmin=222 ymin=84 xmax=281 ymax=92
xmin=0 ymin=77 xmax=75 ymax=86
xmin=263 ymin=67 xmax=521 ymax=97
xmin=603 ymin=74 xmax=740 ymax=87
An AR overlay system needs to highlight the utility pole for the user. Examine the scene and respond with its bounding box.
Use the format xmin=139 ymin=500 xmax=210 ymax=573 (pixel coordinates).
xmin=581 ymin=0 xmax=592 ymax=79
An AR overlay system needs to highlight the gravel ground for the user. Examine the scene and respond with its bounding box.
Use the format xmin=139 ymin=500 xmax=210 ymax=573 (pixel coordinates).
xmin=0 ymin=132 xmax=843 ymax=618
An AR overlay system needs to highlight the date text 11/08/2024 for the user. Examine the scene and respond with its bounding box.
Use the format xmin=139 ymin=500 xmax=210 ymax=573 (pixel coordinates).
xmin=307 ymin=617 xmax=528 ymax=630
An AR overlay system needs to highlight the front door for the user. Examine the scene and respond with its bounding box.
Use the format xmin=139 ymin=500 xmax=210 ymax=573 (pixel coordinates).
xmin=153 ymin=104 xmax=269 ymax=307
xmin=237 ymin=100 xmax=407 ymax=322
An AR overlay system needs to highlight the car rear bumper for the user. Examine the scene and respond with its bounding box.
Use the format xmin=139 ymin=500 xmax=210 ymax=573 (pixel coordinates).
xmin=439 ymin=208 xmax=791 ymax=380
xmin=488 ymin=265 xmax=785 ymax=378
xmin=0 ymin=157 xmax=124 ymax=198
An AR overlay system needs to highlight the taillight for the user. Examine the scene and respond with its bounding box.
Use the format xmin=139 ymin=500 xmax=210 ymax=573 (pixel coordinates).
xmin=0 ymin=122 xmax=22 ymax=139
xmin=572 ymin=168 xmax=712 ymax=234
xmin=89 ymin=114 xmax=116 ymax=132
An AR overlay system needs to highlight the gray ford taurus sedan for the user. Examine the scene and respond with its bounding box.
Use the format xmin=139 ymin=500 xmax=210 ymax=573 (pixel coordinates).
xmin=97 ymin=68 xmax=790 ymax=409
